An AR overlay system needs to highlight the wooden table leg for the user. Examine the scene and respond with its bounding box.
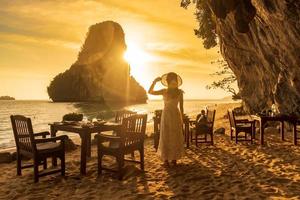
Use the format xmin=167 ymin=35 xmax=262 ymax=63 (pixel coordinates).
xmin=254 ymin=120 xmax=258 ymax=140
xmin=260 ymin=120 xmax=264 ymax=145
xmin=50 ymin=125 xmax=58 ymax=166
xmin=281 ymin=121 xmax=285 ymax=141
xmin=293 ymin=122 xmax=297 ymax=145
xmin=87 ymin=133 xmax=92 ymax=158
xmin=80 ymin=133 xmax=87 ymax=175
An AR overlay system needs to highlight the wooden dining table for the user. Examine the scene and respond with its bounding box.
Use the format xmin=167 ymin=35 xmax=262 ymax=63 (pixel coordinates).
xmin=251 ymin=115 xmax=298 ymax=145
xmin=49 ymin=122 xmax=122 ymax=175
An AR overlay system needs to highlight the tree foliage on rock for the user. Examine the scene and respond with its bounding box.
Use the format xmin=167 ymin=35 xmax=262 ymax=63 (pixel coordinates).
xmin=206 ymin=59 xmax=240 ymax=100
xmin=181 ymin=0 xmax=217 ymax=49
xmin=181 ymin=0 xmax=240 ymax=99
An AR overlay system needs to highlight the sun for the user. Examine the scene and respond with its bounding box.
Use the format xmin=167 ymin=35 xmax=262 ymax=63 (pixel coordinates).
xmin=124 ymin=42 xmax=152 ymax=66
xmin=123 ymin=41 xmax=153 ymax=82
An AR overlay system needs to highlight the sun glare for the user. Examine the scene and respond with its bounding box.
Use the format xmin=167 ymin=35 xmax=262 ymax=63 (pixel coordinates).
xmin=124 ymin=42 xmax=152 ymax=67
xmin=123 ymin=42 xmax=153 ymax=87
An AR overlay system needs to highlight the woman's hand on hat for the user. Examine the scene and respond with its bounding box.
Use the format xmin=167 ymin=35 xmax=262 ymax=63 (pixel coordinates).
xmin=154 ymin=77 xmax=162 ymax=83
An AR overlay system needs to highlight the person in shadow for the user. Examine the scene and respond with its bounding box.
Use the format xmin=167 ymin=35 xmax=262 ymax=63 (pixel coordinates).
xmin=148 ymin=72 xmax=185 ymax=167
xmin=195 ymin=110 xmax=209 ymax=134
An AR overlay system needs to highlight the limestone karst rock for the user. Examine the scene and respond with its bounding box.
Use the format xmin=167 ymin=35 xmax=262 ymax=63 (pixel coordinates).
xmin=48 ymin=21 xmax=147 ymax=104
xmin=210 ymin=0 xmax=300 ymax=115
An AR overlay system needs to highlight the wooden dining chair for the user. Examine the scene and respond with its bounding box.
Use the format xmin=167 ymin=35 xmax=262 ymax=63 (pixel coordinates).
xmin=191 ymin=109 xmax=216 ymax=145
xmin=153 ymin=110 xmax=162 ymax=151
xmin=115 ymin=110 xmax=137 ymax=124
xmin=114 ymin=110 xmax=137 ymax=157
xmin=11 ymin=115 xmax=68 ymax=182
xmin=227 ymin=109 xmax=255 ymax=143
xmin=95 ymin=114 xmax=147 ymax=180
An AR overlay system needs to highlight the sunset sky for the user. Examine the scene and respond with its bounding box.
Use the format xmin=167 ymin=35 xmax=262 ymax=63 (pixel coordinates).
xmin=0 ymin=0 xmax=231 ymax=100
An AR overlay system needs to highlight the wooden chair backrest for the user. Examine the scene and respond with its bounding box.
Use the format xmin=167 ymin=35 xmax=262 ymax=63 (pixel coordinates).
xmin=115 ymin=110 xmax=137 ymax=124
xmin=227 ymin=109 xmax=236 ymax=129
xmin=207 ymin=109 xmax=216 ymax=129
xmin=10 ymin=115 xmax=36 ymax=153
xmin=121 ymin=114 xmax=147 ymax=147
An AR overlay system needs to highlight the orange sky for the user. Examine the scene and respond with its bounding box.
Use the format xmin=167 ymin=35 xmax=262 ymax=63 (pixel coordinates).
xmin=0 ymin=0 xmax=233 ymax=100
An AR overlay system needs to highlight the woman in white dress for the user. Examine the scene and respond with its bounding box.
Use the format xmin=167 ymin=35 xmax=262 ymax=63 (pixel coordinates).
xmin=148 ymin=72 xmax=185 ymax=167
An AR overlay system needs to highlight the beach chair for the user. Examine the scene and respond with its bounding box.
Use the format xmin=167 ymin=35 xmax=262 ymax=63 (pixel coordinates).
xmin=10 ymin=115 xmax=67 ymax=182
xmin=96 ymin=114 xmax=147 ymax=180
xmin=153 ymin=110 xmax=162 ymax=151
xmin=191 ymin=109 xmax=216 ymax=146
xmin=227 ymin=109 xmax=255 ymax=144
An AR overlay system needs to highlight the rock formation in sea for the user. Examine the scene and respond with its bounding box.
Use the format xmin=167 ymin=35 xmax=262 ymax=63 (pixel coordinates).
xmin=209 ymin=0 xmax=300 ymax=115
xmin=0 ymin=96 xmax=15 ymax=100
xmin=47 ymin=21 xmax=147 ymax=104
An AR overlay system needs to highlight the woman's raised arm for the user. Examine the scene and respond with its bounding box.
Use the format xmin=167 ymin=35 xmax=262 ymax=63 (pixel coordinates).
xmin=148 ymin=77 xmax=164 ymax=95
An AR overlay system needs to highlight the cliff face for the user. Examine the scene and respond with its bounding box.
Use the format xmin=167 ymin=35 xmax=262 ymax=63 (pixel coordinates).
xmin=211 ymin=0 xmax=300 ymax=115
xmin=48 ymin=21 xmax=147 ymax=103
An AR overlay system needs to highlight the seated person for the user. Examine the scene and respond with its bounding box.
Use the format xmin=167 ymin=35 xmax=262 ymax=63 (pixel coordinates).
xmin=195 ymin=110 xmax=209 ymax=133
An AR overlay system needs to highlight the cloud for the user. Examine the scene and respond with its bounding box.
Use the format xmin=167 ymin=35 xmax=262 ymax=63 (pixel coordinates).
xmin=92 ymin=0 xmax=195 ymax=29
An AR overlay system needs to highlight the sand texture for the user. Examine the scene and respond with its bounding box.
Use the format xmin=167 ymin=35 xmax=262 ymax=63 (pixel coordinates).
xmin=0 ymin=103 xmax=300 ymax=200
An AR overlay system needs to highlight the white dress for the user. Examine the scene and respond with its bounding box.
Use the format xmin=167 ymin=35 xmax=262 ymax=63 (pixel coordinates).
xmin=157 ymin=91 xmax=185 ymax=161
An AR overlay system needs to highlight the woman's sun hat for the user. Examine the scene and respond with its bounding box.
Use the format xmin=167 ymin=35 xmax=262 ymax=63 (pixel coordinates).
xmin=161 ymin=72 xmax=182 ymax=87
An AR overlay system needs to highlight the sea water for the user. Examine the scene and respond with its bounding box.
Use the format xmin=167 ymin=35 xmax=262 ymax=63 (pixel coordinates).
xmin=0 ymin=99 xmax=233 ymax=149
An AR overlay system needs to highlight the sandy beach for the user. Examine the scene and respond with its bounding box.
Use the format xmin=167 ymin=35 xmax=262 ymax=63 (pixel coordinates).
xmin=1 ymin=103 xmax=300 ymax=200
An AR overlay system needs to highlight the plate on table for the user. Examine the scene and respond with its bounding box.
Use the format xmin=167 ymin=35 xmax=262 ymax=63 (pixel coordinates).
xmin=53 ymin=122 xmax=63 ymax=125
xmin=62 ymin=121 xmax=79 ymax=126
xmin=93 ymin=120 xmax=106 ymax=126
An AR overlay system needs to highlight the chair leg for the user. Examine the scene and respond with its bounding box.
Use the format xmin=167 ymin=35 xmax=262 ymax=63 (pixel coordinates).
xmin=43 ymin=158 xmax=47 ymax=170
xmin=211 ymin=133 xmax=214 ymax=145
xmin=117 ymin=155 xmax=124 ymax=180
xmin=34 ymin=159 xmax=39 ymax=183
xmin=195 ymin=134 xmax=198 ymax=147
xmin=190 ymin=130 xmax=193 ymax=144
xmin=230 ymin=130 xmax=233 ymax=140
xmin=235 ymin=132 xmax=238 ymax=144
xmin=140 ymin=147 xmax=144 ymax=171
xmin=61 ymin=153 xmax=65 ymax=176
xmin=17 ymin=153 xmax=22 ymax=176
xmin=98 ymin=152 xmax=103 ymax=175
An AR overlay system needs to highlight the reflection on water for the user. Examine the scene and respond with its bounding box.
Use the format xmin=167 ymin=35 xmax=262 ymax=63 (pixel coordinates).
xmin=0 ymin=99 xmax=233 ymax=149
